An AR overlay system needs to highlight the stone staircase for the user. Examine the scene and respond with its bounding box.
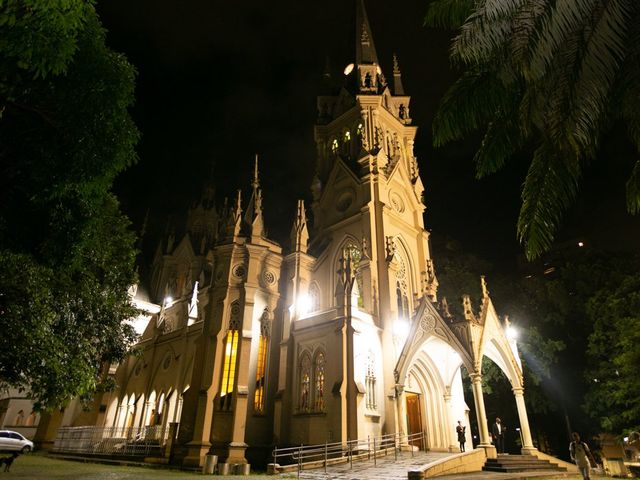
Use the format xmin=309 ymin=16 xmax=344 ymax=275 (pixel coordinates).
xmin=483 ymin=454 xmax=567 ymax=473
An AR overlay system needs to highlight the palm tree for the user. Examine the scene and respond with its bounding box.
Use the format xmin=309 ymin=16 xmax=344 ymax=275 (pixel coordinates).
xmin=426 ymin=0 xmax=640 ymax=259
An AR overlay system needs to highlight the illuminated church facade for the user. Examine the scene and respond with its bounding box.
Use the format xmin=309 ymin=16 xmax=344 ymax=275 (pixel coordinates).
xmin=39 ymin=1 xmax=537 ymax=470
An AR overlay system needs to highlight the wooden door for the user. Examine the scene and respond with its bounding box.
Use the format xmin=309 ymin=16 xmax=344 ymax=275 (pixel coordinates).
xmin=406 ymin=393 xmax=424 ymax=450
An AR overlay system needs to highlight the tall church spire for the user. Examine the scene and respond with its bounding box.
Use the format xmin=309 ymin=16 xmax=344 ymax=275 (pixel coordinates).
xmin=244 ymin=154 xmax=264 ymax=239
xmin=354 ymin=0 xmax=386 ymax=94
xmin=290 ymin=200 xmax=309 ymax=253
xmin=355 ymin=0 xmax=379 ymax=66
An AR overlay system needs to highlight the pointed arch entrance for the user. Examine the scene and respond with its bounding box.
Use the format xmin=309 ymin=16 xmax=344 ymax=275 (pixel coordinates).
xmin=394 ymin=301 xmax=473 ymax=452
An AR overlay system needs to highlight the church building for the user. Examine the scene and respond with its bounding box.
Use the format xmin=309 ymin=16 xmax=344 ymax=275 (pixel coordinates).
xmin=41 ymin=1 xmax=537 ymax=471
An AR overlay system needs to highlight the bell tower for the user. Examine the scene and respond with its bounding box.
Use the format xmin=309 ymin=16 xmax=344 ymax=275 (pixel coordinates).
xmin=278 ymin=0 xmax=438 ymax=447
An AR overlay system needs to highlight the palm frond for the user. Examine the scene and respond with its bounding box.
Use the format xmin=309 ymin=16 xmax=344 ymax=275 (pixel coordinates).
xmin=432 ymin=69 xmax=510 ymax=146
xmin=569 ymin=0 xmax=631 ymax=153
xmin=424 ymin=0 xmax=474 ymax=29
xmin=529 ymin=0 xmax=594 ymax=78
xmin=510 ymin=0 xmax=552 ymax=71
xmin=451 ymin=0 xmax=526 ymax=65
xmin=517 ymin=143 xmax=582 ymax=259
xmin=627 ymin=160 xmax=640 ymax=215
xmin=474 ymin=115 xmax=525 ymax=178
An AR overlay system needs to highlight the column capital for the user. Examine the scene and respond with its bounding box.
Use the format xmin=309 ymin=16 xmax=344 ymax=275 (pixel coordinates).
xmin=512 ymin=386 xmax=525 ymax=396
xmin=469 ymin=372 xmax=483 ymax=384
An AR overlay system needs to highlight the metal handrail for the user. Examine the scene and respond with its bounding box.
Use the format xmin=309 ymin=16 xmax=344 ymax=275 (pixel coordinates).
xmin=52 ymin=424 xmax=176 ymax=457
xmin=272 ymin=431 xmax=424 ymax=475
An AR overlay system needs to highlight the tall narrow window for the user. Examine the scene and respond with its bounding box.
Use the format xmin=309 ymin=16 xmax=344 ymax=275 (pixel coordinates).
xmin=308 ymin=283 xmax=320 ymax=313
xmin=299 ymin=353 xmax=312 ymax=412
xmin=365 ymin=351 xmax=377 ymax=409
xmin=254 ymin=310 xmax=270 ymax=413
xmin=220 ymin=302 xmax=240 ymax=409
xmin=314 ymin=352 xmax=326 ymax=411
xmin=341 ymin=242 xmax=363 ymax=307
xmin=394 ymin=251 xmax=410 ymax=320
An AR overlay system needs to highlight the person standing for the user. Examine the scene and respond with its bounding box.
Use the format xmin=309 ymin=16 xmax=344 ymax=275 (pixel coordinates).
xmin=570 ymin=432 xmax=596 ymax=480
xmin=456 ymin=421 xmax=466 ymax=452
xmin=491 ymin=417 xmax=505 ymax=453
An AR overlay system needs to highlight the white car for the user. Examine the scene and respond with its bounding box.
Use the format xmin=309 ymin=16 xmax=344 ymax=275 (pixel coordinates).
xmin=0 ymin=430 xmax=34 ymax=453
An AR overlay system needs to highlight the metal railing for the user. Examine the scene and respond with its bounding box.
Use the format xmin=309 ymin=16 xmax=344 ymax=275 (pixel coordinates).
xmin=272 ymin=431 xmax=425 ymax=476
xmin=52 ymin=425 xmax=175 ymax=457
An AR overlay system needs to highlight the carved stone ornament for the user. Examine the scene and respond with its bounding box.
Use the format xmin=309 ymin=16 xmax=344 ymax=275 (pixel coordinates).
xmin=262 ymin=270 xmax=276 ymax=287
xmin=232 ymin=264 xmax=246 ymax=279
xmin=420 ymin=313 xmax=436 ymax=334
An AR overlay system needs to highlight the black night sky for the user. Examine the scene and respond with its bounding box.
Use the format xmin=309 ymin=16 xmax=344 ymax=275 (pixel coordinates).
xmin=97 ymin=0 xmax=640 ymax=269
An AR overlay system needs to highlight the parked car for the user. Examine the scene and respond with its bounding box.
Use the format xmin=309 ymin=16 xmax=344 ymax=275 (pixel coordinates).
xmin=0 ymin=430 xmax=34 ymax=453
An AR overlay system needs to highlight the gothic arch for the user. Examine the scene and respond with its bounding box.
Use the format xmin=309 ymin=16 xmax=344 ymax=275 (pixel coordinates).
xmin=394 ymin=300 xmax=474 ymax=389
xmin=331 ymin=236 xmax=363 ymax=307
xmin=406 ymin=350 xmax=449 ymax=450
xmin=390 ymin=235 xmax=417 ymax=297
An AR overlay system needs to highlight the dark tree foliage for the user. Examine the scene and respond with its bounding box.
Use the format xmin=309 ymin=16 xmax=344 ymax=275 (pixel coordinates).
xmin=434 ymin=240 xmax=640 ymax=452
xmin=425 ymin=0 xmax=640 ymax=259
xmin=434 ymin=240 xmax=565 ymax=450
xmin=0 ymin=1 xmax=139 ymax=409
xmin=585 ymin=269 xmax=640 ymax=434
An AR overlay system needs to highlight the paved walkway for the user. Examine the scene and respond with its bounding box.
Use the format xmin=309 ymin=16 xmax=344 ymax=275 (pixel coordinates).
xmin=279 ymin=451 xmax=582 ymax=480
xmin=281 ymin=451 xmax=451 ymax=480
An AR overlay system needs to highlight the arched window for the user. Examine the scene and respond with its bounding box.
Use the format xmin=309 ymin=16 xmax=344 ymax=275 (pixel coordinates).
xmin=365 ymin=351 xmax=377 ymax=410
xmin=314 ymin=352 xmax=326 ymax=412
xmin=254 ymin=310 xmax=271 ymax=414
xmin=299 ymin=353 xmax=312 ymax=412
xmin=308 ymin=283 xmax=321 ymax=313
xmin=340 ymin=241 xmax=363 ymax=308
xmin=14 ymin=410 xmax=24 ymax=426
xmin=394 ymin=251 xmax=410 ymax=320
xmin=331 ymin=138 xmax=339 ymax=154
xmin=25 ymin=412 xmax=37 ymax=427
xmin=220 ymin=301 xmax=241 ymax=409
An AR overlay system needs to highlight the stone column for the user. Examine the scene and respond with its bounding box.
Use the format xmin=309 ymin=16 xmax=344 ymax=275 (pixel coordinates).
xmin=512 ymin=387 xmax=536 ymax=453
xmin=395 ymin=385 xmax=408 ymax=442
xmin=469 ymin=373 xmax=496 ymax=458
xmin=443 ymin=388 xmax=458 ymax=452
xmin=113 ymin=404 xmax=123 ymax=428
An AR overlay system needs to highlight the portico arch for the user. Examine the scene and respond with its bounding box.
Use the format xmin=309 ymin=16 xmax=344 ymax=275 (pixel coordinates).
xmin=394 ymin=300 xmax=474 ymax=452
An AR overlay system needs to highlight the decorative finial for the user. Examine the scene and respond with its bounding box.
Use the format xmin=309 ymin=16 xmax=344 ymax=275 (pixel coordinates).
xmin=290 ymin=200 xmax=309 ymax=253
xmin=481 ymin=275 xmax=489 ymax=298
xmin=253 ymin=154 xmax=260 ymax=190
xmin=392 ymin=52 xmax=405 ymax=96
xmin=393 ymin=53 xmax=400 ymax=74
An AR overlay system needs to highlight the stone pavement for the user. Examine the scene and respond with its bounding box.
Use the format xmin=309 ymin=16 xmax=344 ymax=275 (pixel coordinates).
xmin=279 ymin=450 xmax=580 ymax=480
xmin=281 ymin=451 xmax=451 ymax=480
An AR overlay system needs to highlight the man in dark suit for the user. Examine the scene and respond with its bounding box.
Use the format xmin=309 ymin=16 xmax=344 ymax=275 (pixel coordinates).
xmin=492 ymin=417 xmax=505 ymax=453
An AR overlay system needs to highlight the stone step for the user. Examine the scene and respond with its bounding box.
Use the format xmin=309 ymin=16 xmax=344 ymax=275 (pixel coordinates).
xmin=483 ymin=465 xmax=566 ymax=473
xmin=483 ymin=454 xmax=567 ymax=473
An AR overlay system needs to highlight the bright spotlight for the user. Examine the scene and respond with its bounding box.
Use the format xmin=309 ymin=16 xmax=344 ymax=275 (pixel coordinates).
xmin=506 ymin=325 xmax=518 ymax=340
xmin=296 ymin=294 xmax=312 ymax=315
xmin=343 ymin=63 xmax=354 ymax=75
xmin=393 ymin=318 xmax=410 ymax=341
xmin=164 ymin=296 xmax=173 ymax=306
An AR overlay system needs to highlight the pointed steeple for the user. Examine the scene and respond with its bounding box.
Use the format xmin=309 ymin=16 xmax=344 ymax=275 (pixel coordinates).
xmin=226 ymin=190 xmax=243 ymax=240
xmin=354 ymin=0 xmax=385 ymax=94
xmin=290 ymin=200 xmax=309 ymax=253
xmin=392 ymin=53 xmax=405 ymax=95
xmin=355 ymin=0 xmax=379 ymax=66
xmin=244 ymin=154 xmax=264 ymax=239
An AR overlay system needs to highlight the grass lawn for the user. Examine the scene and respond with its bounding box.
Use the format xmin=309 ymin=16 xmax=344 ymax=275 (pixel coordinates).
xmin=2 ymin=453 xmax=268 ymax=479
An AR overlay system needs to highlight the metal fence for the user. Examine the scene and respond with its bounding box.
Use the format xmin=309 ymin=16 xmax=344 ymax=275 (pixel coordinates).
xmin=272 ymin=431 xmax=425 ymax=476
xmin=52 ymin=425 xmax=175 ymax=457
